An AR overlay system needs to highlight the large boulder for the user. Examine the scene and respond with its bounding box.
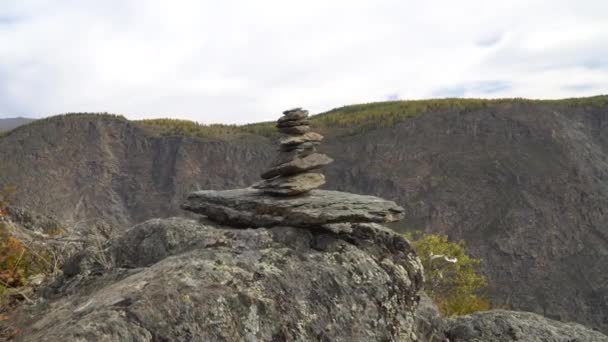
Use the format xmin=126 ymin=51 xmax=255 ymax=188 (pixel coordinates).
xmin=413 ymin=293 xmax=448 ymax=342
xmin=413 ymin=294 xmax=608 ymax=341
xmin=445 ymin=310 xmax=608 ymax=342
xmin=6 ymin=217 xmax=424 ymax=341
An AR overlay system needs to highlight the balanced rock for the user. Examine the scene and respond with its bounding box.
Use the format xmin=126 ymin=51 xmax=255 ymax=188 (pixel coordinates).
xmin=280 ymin=132 xmax=323 ymax=147
xmin=253 ymin=172 xmax=325 ymax=196
xmin=276 ymin=119 xmax=310 ymax=128
xmin=278 ymin=125 xmax=310 ymax=135
xmin=271 ymin=148 xmax=316 ymax=166
xmin=280 ymin=141 xmax=319 ymax=152
xmin=261 ymin=153 xmax=333 ymax=179
xmin=181 ymin=188 xmax=405 ymax=228
xmin=257 ymin=107 xmax=331 ymax=195
xmin=279 ymin=108 xmax=309 ymax=122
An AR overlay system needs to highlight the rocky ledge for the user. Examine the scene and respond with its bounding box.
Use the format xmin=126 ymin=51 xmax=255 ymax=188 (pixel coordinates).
xmin=446 ymin=310 xmax=608 ymax=342
xmin=181 ymin=188 xmax=405 ymax=228
xmin=7 ymin=216 xmax=424 ymax=341
xmin=415 ymin=293 xmax=608 ymax=342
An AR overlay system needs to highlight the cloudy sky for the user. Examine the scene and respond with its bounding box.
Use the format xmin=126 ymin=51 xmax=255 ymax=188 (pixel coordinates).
xmin=1 ymin=0 xmax=607 ymax=123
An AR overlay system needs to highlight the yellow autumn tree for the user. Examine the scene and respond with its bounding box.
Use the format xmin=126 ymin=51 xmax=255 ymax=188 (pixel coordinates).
xmin=405 ymin=232 xmax=490 ymax=316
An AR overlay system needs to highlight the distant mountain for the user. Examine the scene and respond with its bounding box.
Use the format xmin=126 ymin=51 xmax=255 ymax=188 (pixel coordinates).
xmin=0 ymin=117 xmax=35 ymax=132
xmin=1 ymin=97 xmax=608 ymax=333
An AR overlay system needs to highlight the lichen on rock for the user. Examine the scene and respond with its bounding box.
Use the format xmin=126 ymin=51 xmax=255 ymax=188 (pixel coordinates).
xmin=9 ymin=216 xmax=424 ymax=341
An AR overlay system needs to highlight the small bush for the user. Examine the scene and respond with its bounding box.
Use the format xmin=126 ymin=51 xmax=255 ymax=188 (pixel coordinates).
xmin=0 ymin=186 xmax=55 ymax=312
xmin=405 ymin=232 xmax=490 ymax=316
xmin=0 ymin=223 xmax=51 ymax=289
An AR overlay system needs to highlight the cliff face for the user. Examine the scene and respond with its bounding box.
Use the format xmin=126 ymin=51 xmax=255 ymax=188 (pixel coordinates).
xmin=327 ymin=101 xmax=608 ymax=331
xmin=322 ymin=102 xmax=608 ymax=331
xmin=0 ymin=115 xmax=272 ymax=226
xmin=0 ymin=99 xmax=607 ymax=332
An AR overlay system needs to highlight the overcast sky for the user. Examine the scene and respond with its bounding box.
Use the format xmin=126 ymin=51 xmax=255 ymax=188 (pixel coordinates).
xmin=1 ymin=0 xmax=607 ymax=124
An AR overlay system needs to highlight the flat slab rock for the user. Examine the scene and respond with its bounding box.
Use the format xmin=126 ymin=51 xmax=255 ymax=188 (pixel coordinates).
xmin=260 ymin=153 xmax=333 ymax=179
xmin=253 ymin=172 xmax=326 ymax=196
xmin=181 ymin=188 xmax=405 ymax=228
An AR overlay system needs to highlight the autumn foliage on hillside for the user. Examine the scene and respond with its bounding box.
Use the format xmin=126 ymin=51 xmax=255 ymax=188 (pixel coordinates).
xmin=406 ymin=232 xmax=490 ymax=316
xmin=0 ymin=186 xmax=51 ymax=310
xmin=132 ymin=96 xmax=608 ymax=140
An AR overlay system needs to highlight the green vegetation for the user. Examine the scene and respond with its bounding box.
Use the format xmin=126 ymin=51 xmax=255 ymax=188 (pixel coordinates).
xmin=133 ymin=96 xmax=608 ymax=139
xmin=0 ymin=225 xmax=49 ymax=289
xmin=1 ymin=95 xmax=606 ymax=140
xmin=405 ymin=232 xmax=490 ymax=316
xmin=0 ymin=187 xmax=53 ymax=311
xmin=0 ymin=113 xmax=127 ymax=139
xmin=311 ymin=95 xmax=608 ymax=133
xmin=135 ymin=118 xmax=277 ymax=139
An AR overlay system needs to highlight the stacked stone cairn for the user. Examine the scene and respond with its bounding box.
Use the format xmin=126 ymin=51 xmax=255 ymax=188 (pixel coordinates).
xmin=253 ymin=108 xmax=333 ymax=195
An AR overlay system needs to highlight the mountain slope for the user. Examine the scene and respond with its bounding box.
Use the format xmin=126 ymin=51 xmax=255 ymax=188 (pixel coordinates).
xmin=321 ymin=100 xmax=608 ymax=332
xmin=0 ymin=114 xmax=272 ymax=226
xmin=0 ymin=117 xmax=35 ymax=133
xmin=0 ymin=97 xmax=607 ymax=332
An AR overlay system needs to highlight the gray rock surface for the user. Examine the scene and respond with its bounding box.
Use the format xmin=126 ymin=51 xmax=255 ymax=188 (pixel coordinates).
xmin=253 ymin=172 xmax=326 ymax=195
xmin=7 ymin=217 xmax=424 ymax=341
xmin=5 ymin=205 xmax=62 ymax=234
xmin=412 ymin=296 xmax=608 ymax=341
xmin=280 ymin=132 xmax=323 ymax=147
xmin=279 ymin=141 xmax=319 ymax=152
xmin=278 ymin=125 xmax=311 ymax=135
xmin=261 ymin=153 xmax=333 ymax=179
xmin=182 ymin=188 xmax=405 ymax=228
xmin=272 ymin=148 xmax=316 ymax=166
xmin=445 ymin=310 xmax=608 ymax=342
xmin=414 ymin=293 xmax=448 ymax=342
xmin=278 ymin=108 xmax=309 ymax=122
xmin=276 ymin=119 xmax=310 ymax=128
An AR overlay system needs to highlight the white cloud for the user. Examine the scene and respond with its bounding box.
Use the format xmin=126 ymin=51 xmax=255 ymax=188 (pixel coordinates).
xmin=0 ymin=0 xmax=607 ymax=123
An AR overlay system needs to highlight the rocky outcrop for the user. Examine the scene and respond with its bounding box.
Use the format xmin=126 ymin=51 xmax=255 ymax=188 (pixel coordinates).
xmin=414 ymin=293 xmax=448 ymax=342
xmin=254 ymin=108 xmax=333 ymax=195
xmin=445 ymin=310 xmax=608 ymax=342
xmin=7 ymin=193 xmax=607 ymax=341
xmin=4 ymin=205 xmax=62 ymax=234
xmin=414 ymin=293 xmax=608 ymax=342
xmin=7 ymin=214 xmax=424 ymax=341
